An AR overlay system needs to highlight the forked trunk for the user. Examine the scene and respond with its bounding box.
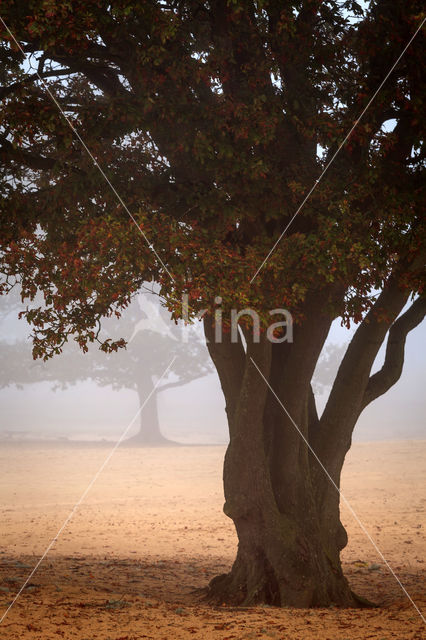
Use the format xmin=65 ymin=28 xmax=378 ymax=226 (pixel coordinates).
xmin=203 ymin=279 xmax=412 ymax=607
xmin=203 ymin=302 xmax=357 ymax=608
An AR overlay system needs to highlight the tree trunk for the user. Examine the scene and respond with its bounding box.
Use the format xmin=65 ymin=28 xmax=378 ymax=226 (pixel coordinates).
xmin=204 ymin=298 xmax=357 ymax=608
xmin=126 ymin=381 xmax=172 ymax=446
xmin=203 ymin=278 xmax=415 ymax=607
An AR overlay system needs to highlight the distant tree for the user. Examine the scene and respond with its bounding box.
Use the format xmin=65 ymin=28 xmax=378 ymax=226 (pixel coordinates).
xmin=0 ymin=291 xmax=212 ymax=444
xmin=90 ymin=295 xmax=213 ymax=444
xmin=312 ymin=342 xmax=348 ymax=395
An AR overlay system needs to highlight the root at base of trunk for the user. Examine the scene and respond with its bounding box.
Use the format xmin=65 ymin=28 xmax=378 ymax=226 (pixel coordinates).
xmin=204 ymin=562 xmax=363 ymax=609
xmin=205 ymin=568 xmax=280 ymax=607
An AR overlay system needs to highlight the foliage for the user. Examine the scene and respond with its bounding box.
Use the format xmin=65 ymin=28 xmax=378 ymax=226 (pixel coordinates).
xmin=0 ymin=1 xmax=424 ymax=359
xmin=0 ymin=288 xmax=211 ymax=393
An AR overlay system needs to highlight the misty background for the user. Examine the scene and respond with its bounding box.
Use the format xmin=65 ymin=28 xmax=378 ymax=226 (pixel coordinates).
xmin=0 ymin=286 xmax=425 ymax=444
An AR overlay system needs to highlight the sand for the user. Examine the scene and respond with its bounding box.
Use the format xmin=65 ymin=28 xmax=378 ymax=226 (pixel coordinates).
xmin=0 ymin=440 xmax=425 ymax=639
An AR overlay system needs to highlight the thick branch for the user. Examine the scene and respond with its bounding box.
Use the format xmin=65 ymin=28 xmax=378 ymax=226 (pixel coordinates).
xmin=0 ymin=68 xmax=74 ymax=100
xmin=48 ymin=53 xmax=130 ymax=98
xmin=361 ymin=296 xmax=426 ymax=409
xmin=314 ymin=276 xmax=410 ymax=471
xmin=0 ymin=136 xmax=56 ymax=171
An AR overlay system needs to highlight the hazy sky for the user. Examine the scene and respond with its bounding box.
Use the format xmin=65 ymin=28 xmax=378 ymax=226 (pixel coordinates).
xmin=0 ymin=288 xmax=425 ymax=443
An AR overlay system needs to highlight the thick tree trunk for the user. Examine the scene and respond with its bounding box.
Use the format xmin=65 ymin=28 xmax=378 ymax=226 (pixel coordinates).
xmin=203 ymin=279 xmax=417 ymax=607
xmin=204 ymin=301 xmax=357 ymax=608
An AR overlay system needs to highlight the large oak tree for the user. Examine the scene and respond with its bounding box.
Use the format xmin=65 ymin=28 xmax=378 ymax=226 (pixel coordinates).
xmin=0 ymin=0 xmax=425 ymax=607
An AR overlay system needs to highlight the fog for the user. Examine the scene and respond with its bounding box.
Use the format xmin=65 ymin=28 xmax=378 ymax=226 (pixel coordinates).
xmin=0 ymin=288 xmax=425 ymax=444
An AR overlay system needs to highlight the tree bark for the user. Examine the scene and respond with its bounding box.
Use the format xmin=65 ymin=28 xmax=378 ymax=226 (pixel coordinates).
xmin=203 ymin=281 xmax=423 ymax=607
xmin=203 ymin=296 xmax=357 ymax=607
xmin=361 ymin=296 xmax=426 ymax=410
xmin=310 ymin=280 xmax=410 ymax=565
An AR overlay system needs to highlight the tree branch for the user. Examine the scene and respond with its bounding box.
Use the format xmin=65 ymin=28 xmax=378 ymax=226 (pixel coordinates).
xmin=361 ymin=296 xmax=426 ymax=409
xmin=314 ymin=275 xmax=410 ymax=469
xmin=0 ymin=135 xmax=56 ymax=171
xmin=51 ymin=55 xmax=130 ymax=97
xmin=0 ymin=68 xmax=74 ymax=100
xmin=156 ymin=374 xmax=209 ymax=394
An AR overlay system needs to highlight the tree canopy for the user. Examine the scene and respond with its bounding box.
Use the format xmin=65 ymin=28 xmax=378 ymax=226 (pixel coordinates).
xmin=0 ymin=0 xmax=424 ymax=358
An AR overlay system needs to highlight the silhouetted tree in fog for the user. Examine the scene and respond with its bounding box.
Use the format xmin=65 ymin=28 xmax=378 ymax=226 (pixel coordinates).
xmin=0 ymin=290 xmax=211 ymax=443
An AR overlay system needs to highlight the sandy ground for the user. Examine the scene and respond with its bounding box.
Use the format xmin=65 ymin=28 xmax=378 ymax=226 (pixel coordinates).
xmin=0 ymin=440 xmax=425 ymax=639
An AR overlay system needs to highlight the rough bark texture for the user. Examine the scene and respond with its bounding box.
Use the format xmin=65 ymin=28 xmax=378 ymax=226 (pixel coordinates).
xmin=203 ymin=286 xmax=424 ymax=608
